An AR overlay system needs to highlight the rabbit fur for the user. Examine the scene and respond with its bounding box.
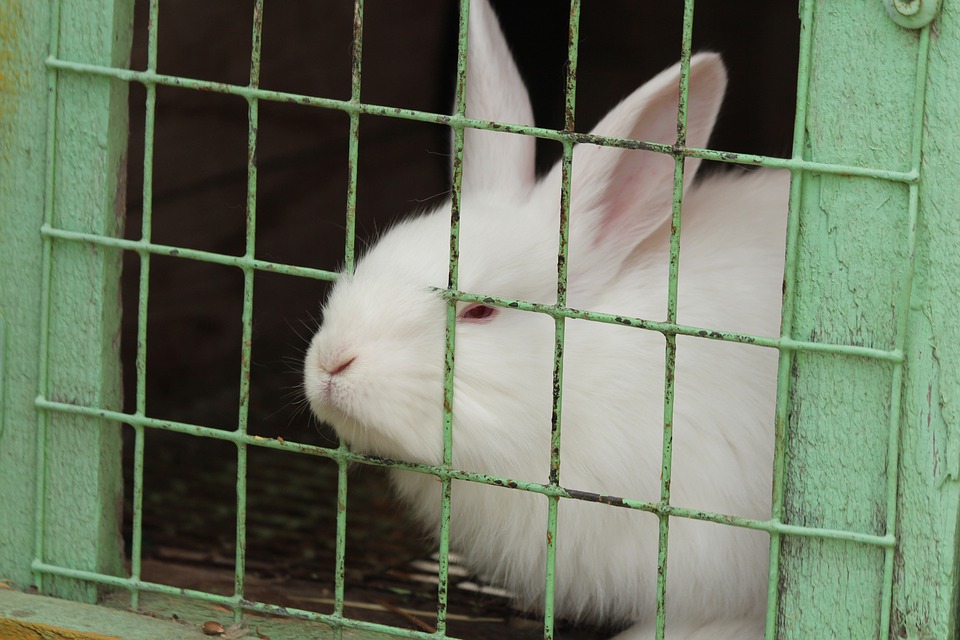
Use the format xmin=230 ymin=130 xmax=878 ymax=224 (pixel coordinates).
xmin=303 ymin=0 xmax=788 ymax=637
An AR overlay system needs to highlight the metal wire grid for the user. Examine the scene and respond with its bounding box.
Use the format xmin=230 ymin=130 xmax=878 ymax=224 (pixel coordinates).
xmin=31 ymin=0 xmax=931 ymax=638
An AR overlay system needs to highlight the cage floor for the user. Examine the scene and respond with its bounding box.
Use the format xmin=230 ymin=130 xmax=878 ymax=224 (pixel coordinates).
xmin=122 ymin=429 xmax=611 ymax=639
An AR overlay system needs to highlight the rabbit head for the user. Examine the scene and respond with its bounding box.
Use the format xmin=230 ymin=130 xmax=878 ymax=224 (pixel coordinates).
xmin=304 ymin=0 xmax=729 ymax=471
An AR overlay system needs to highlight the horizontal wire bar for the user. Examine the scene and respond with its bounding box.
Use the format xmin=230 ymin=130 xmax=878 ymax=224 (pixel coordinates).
xmin=40 ymin=225 xmax=337 ymax=281
xmin=34 ymin=397 xmax=894 ymax=548
xmin=443 ymin=290 xmax=903 ymax=362
xmin=45 ymin=57 xmax=917 ymax=184
xmin=39 ymin=226 xmax=901 ymax=362
xmin=30 ymin=562 xmax=442 ymax=640
xmin=683 ymin=148 xmax=917 ymax=183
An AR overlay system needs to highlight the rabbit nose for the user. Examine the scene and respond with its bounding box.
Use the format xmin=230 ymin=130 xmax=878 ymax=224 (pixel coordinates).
xmin=326 ymin=355 xmax=356 ymax=376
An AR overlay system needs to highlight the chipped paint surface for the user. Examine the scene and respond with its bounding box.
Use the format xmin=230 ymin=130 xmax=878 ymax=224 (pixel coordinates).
xmin=774 ymin=1 xmax=960 ymax=638
xmin=0 ymin=617 xmax=122 ymax=640
xmin=0 ymin=0 xmax=22 ymax=124
xmin=0 ymin=0 xmax=48 ymax=590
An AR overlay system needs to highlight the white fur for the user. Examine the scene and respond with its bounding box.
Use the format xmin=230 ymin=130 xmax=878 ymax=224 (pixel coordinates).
xmin=304 ymin=1 xmax=788 ymax=637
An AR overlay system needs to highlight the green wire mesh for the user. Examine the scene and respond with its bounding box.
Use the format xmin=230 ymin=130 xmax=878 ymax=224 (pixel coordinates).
xmin=30 ymin=0 xmax=933 ymax=638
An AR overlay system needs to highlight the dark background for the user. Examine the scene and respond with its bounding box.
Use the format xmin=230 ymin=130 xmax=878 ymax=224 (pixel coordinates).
xmin=119 ymin=1 xmax=799 ymax=635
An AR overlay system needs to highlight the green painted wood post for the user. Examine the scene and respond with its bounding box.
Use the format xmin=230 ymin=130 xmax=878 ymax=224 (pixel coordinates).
xmin=0 ymin=0 xmax=49 ymax=591
xmin=776 ymin=1 xmax=960 ymax=638
xmin=894 ymin=0 xmax=960 ymax=634
xmin=0 ymin=0 xmax=133 ymax=602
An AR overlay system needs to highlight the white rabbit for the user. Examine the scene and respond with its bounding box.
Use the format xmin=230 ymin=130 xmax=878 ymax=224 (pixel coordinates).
xmin=303 ymin=0 xmax=788 ymax=637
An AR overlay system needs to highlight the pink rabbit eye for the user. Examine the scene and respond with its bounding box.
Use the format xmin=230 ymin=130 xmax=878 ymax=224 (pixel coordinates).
xmin=459 ymin=303 xmax=498 ymax=323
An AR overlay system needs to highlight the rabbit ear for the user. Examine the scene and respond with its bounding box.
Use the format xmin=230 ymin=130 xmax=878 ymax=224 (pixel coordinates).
xmin=457 ymin=0 xmax=537 ymax=198
xmin=565 ymin=53 xmax=728 ymax=285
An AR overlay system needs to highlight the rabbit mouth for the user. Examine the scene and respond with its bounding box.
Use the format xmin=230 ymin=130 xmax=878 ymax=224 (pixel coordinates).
xmin=303 ymin=358 xmax=353 ymax=424
xmin=307 ymin=370 xmax=365 ymax=424
xmin=304 ymin=388 xmax=367 ymax=451
xmin=304 ymin=373 xmax=409 ymax=457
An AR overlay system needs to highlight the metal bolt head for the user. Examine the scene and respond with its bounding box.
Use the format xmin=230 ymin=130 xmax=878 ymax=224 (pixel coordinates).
xmin=883 ymin=0 xmax=941 ymax=28
xmin=893 ymin=0 xmax=921 ymax=16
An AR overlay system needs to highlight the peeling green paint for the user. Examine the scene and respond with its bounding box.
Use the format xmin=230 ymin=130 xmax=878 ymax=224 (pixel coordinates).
xmin=0 ymin=0 xmax=133 ymax=604
xmin=774 ymin=1 xmax=960 ymax=638
xmin=0 ymin=0 xmax=23 ymax=124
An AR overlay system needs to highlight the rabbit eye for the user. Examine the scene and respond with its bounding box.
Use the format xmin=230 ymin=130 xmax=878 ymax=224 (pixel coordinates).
xmin=459 ymin=303 xmax=498 ymax=323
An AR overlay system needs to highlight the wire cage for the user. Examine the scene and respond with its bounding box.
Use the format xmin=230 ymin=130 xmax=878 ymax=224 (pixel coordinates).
xmin=1 ymin=0 xmax=959 ymax=639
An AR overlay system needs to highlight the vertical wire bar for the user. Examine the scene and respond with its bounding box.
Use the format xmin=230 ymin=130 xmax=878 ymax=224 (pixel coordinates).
xmin=232 ymin=0 xmax=264 ymax=621
xmin=543 ymin=4 xmax=580 ymax=639
xmin=332 ymin=1 xmax=365 ymax=632
xmin=129 ymin=0 xmax=161 ymax=611
xmin=342 ymin=0 xmax=363 ymax=276
xmin=434 ymin=1 xmax=472 ymax=633
xmin=654 ymin=2 xmax=695 ymax=637
xmin=33 ymin=0 xmax=66 ymax=593
xmin=878 ymin=24 xmax=932 ymax=640
xmin=332 ymin=458 xmax=349 ymax=636
xmin=765 ymin=0 xmax=817 ymax=637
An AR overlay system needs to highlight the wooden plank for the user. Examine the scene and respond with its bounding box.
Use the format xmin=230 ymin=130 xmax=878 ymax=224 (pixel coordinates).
xmin=39 ymin=0 xmax=134 ymax=602
xmin=0 ymin=589 xmax=183 ymax=640
xmin=0 ymin=619 xmax=121 ymax=640
xmin=0 ymin=0 xmax=52 ymax=589
xmin=0 ymin=0 xmax=133 ymax=602
xmin=894 ymin=1 xmax=960 ymax=636
xmin=778 ymin=0 xmax=960 ymax=637
xmin=0 ymin=588 xmax=428 ymax=640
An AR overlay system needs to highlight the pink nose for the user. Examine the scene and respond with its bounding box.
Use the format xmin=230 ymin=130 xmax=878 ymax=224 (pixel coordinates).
xmin=327 ymin=356 xmax=356 ymax=376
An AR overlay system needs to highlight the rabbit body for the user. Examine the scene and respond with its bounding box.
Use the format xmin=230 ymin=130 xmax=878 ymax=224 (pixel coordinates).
xmin=304 ymin=0 xmax=788 ymax=636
